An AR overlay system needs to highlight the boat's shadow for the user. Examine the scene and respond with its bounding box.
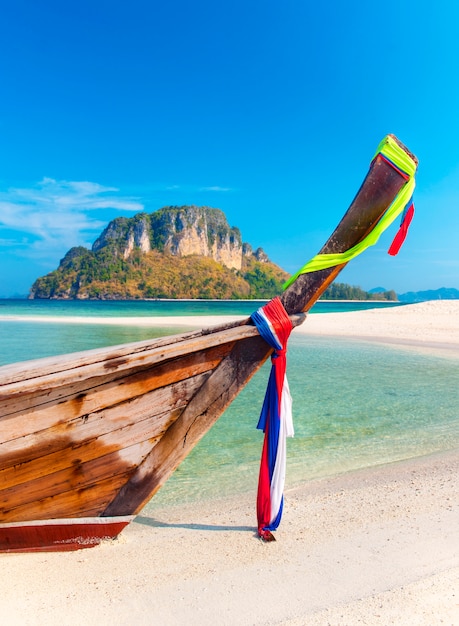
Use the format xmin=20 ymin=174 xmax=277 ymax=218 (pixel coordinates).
xmin=134 ymin=515 xmax=255 ymax=534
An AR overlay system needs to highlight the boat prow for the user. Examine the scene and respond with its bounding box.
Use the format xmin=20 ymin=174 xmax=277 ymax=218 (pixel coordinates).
xmin=0 ymin=135 xmax=418 ymax=552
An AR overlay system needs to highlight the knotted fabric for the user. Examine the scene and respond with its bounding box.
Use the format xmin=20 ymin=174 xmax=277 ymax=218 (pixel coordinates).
xmin=251 ymin=297 xmax=294 ymax=540
xmin=283 ymin=134 xmax=417 ymax=289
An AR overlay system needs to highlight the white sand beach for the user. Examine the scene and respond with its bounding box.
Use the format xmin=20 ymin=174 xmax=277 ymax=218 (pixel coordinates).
xmin=301 ymin=300 xmax=459 ymax=352
xmin=3 ymin=300 xmax=458 ymax=351
xmin=1 ymin=301 xmax=458 ymax=625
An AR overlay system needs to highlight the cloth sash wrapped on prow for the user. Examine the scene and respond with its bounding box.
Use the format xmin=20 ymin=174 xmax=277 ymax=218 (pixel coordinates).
xmin=251 ymin=297 xmax=294 ymax=541
xmin=283 ymin=134 xmax=417 ymax=289
xmin=251 ymin=135 xmax=417 ymax=541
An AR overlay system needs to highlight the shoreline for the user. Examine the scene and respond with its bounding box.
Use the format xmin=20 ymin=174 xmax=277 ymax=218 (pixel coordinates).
xmin=298 ymin=300 xmax=459 ymax=351
xmin=2 ymin=448 xmax=458 ymax=625
xmin=2 ymin=301 xmax=459 ymax=355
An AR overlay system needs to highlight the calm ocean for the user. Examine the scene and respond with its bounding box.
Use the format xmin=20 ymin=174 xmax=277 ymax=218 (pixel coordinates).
xmin=1 ymin=299 xmax=458 ymax=511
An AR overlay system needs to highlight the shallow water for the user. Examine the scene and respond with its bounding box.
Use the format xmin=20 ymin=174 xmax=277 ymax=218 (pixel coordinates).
xmin=149 ymin=335 xmax=459 ymax=509
xmin=0 ymin=298 xmax=402 ymax=365
xmin=0 ymin=319 xmax=191 ymax=365
xmin=0 ymin=298 xmax=402 ymax=319
xmin=1 ymin=299 xmax=457 ymax=511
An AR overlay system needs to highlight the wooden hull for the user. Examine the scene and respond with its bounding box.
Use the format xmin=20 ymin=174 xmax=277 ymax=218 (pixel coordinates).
xmin=0 ymin=136 xmax=417 ymax=552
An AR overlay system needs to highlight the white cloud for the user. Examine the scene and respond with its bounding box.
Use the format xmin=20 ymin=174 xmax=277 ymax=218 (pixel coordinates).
xmin=0 ymin=178 xmax=144 ymax=259
xmin=199 ymin=186 xmax=232 ymax=192
xmin=0 ymin=237 xmax=27 ymax=248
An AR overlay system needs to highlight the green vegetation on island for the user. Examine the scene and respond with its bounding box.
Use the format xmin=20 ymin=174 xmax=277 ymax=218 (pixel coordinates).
xmin=31 ymin=247 xmax=289 ymax=300
xmin=29 ymin=205 xmax=398 ymax=301
xmin=323 ymin=282 xmax=397 ymax=301
xmin=30 ymin=206 xmax=288 ymax=300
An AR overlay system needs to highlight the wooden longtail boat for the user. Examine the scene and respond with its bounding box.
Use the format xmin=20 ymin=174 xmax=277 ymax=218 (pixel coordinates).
xmin=0 ymin=136 xmax=417 ymax=552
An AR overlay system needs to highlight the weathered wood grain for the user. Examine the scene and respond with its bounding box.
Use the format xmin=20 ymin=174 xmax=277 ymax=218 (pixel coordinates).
xmin=0 ymin=370 xmax=210 ymax=473
xmin=0 ymin=343 xmax=231 ymax=438
xmin=0 ymin=472 xmax=132 ymax=522
xmin=0 ymin=405 xmax=184 ymax=489
xmin=0 ymin=324 xmax=257 ymax=394
xmin=104 ymin=334 xmax=276 ymax=516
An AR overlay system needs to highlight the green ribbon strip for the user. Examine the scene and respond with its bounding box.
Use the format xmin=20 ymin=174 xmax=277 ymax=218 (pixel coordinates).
xmin=283 ymin=135 xmax=417 ymax=290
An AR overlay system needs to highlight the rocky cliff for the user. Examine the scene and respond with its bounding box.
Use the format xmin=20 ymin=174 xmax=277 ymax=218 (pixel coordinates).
xmin=91 ymin=206 xmax=247 ymax=270
xmin=30 ymin=206 xmax=289 ymax=299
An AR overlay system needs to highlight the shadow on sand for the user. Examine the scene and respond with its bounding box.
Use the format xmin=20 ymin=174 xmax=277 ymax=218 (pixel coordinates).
xmin=134 ymin=515 xmax=255 ymax=534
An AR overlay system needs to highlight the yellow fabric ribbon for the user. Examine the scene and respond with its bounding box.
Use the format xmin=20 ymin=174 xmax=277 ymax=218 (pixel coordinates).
xmin=283 ymin=135 xmax=417 ymax=290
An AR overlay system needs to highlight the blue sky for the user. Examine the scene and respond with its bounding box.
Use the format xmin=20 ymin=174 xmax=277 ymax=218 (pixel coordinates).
xmin=1 ymin=0 xmax=458 ymax=297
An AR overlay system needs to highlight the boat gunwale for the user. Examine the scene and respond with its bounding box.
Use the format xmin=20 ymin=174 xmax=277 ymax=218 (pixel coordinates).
xmin=0 ymin=313 xmax=305 ymax=394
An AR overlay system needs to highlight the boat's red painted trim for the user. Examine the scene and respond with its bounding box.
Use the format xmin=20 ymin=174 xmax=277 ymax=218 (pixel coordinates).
xmin=0 ymin=516 xmax=134 ymax=553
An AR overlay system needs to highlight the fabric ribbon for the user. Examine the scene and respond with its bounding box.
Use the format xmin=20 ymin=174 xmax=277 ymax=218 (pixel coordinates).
xmin=251 ymin=297 xmax=294 ymax=541
xmin=387 ymin=201 xmax=415 ymax=256
xmin=283 ymin=135 xmax=417 ymax=289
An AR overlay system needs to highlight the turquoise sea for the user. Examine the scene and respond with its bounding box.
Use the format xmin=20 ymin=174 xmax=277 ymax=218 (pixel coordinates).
xmin=1 ymin=299 xmax=458 ymax=511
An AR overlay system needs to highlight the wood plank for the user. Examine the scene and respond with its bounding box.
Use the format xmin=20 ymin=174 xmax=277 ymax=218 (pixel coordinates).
xmin=0 ymin=315 xmax=303 ymax=416
xmin=0 ymin=343 xmax=231 ymax=435
xmin=104 ymin=334 xmax=271 ymax=516
xmin=0 ymin=371 xmax=208 ymax=468
xmin=0 ymin=474 xmax=131 ymax=523
xmin=0 ymin=315 xmax=256 ymax=385
xmin=0 ymin=444 xmax=151 ymax=522
xmin=0 ymin=406 xmax=184 ymax=490
xmin=0 ymin=324 xmax=224 ymax=383
xmin=0 ymin=323 xmax=258 ymax=394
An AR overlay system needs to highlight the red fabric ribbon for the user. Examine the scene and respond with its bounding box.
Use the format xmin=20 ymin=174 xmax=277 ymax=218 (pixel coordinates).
xmin=388 ymin=202 xmax=415 ymax=256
